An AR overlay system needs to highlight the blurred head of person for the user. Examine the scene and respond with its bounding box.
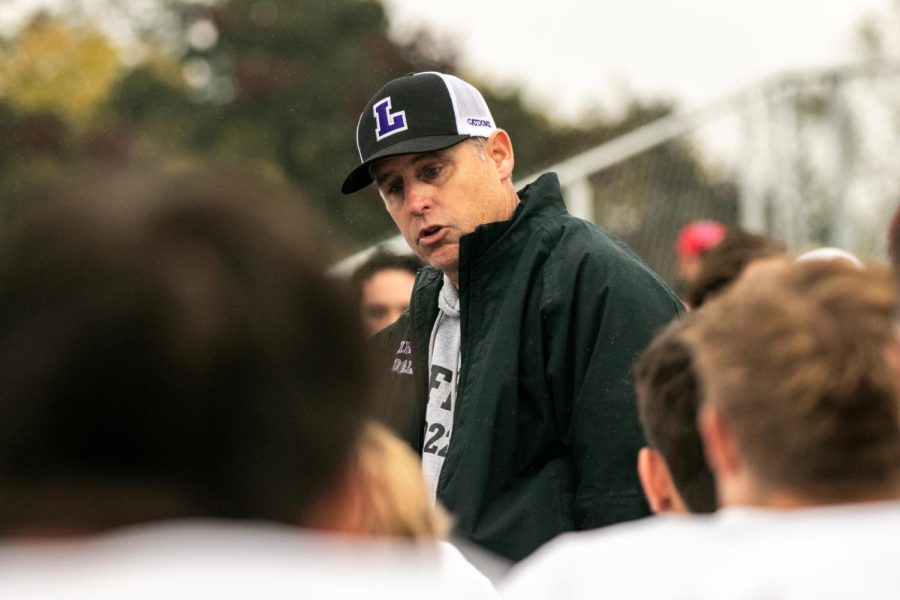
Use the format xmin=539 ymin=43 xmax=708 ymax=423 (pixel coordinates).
xmin=635 ymin=316 xmax=717 ymax=514
xmin=888 ymin=204 xmax=900 ymax=281
xmin=684 ymin=260 xmax=900 ymax=508
xmin=0 ymin=163 xmax=375 ymax=536
xmin=675 ymin=220 xmax=727 ymax=285
xmin=686 ymin=228 xmax=786 ymax=309
xmin=796 ymin=246 xmax=864 ymax=269
xmin=351 ymin=249 xmax=422 ymax=336
xmin=309 ymin=421 xmax=451 ymax=542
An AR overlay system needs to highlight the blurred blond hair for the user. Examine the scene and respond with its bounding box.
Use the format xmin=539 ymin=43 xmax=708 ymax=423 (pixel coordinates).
xmin=353 ymin=422 xmax=453 ymax=540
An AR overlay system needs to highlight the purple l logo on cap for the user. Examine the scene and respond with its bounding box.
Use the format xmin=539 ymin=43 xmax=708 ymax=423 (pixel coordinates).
xmin=373 ymin=97 xmax=408 ymax=141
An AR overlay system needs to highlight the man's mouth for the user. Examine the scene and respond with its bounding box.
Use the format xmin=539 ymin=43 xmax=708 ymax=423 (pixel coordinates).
xmin=418 ymin=225 xmax=446 ymax=246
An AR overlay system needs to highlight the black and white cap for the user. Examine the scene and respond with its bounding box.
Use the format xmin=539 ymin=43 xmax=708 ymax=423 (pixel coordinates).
xmin=341 ymin=72 xmax=497 ymax=194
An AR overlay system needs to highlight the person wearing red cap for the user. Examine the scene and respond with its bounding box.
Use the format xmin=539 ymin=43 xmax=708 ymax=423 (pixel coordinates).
xmin=888 ymin=204 xmax=900 ymax=281
xmin=675 ymin=220 xmax=727 ymax=287
xmin=342 ymin=72 xmax=683 ymax=561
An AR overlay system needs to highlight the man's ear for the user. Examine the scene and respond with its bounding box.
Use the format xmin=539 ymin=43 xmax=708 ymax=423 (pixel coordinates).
xmin=699 ymin=406 xmax=740 ymax=479
xmin=486 ymin=129 xmax=515 ymax=181
xmin=638 ymin=447 xmax=683 ymax=514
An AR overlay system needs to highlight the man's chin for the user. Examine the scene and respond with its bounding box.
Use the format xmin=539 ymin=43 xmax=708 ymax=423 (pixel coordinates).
xmin=426 ymin=255 xmax=458 ymax=276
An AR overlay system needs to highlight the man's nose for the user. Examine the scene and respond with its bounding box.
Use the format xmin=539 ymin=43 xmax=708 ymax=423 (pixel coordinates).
xmin=404 ymin=182 xmax=432 ymax=215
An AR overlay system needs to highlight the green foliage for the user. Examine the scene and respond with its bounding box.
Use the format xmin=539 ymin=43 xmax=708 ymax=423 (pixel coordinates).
xmin=0 ymin=16 xmax=120 ymax=123
xmin=0 ymin=0 xmax=736 ymax=263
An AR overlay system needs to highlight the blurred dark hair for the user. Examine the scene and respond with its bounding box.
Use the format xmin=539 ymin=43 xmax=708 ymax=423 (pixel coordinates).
xmin=349 ymin=248 xmax=423 ymax=308
xmin=0 ymin=163 xmax=375 ymax=533
xmin=635 ymin=318 xmax=717 ymax=513
xmin=687 ymin=228 xmax=785 ymax=308
xmin=888 ymin=204 xmax=900 ymax=279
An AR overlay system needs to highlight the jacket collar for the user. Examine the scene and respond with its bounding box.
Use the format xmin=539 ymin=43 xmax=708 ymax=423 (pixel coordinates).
xmin=459 ymin=172 xmax=566 ymax=275
xmin=410 ymin=172 xmax=566 ymax=298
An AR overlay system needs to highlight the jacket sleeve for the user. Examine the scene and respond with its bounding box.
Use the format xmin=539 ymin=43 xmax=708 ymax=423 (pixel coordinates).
xmin=542 ymin=242 xmax=683 ymax=529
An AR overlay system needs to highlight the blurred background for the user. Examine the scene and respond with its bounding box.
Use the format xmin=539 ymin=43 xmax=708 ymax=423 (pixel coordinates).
xmin=0 ymin=0 xmax=898 ymax=284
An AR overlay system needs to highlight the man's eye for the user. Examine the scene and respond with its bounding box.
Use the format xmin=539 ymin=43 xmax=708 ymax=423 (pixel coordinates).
xmin=387 ymin=181 xmax=403 ymax=195
xmin=422 ymin=165 xmax=441 ymax=179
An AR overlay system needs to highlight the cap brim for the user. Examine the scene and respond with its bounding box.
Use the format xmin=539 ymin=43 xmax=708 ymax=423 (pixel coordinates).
xmin=340 ymin=134 xmax=470 ymax=195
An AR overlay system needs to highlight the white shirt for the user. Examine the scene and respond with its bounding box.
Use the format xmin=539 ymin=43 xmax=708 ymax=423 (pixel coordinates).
xmin=422 ymin=275 xmax=461 ymax=503
xmin=0 ymin=520 xmax=498 ymax=599
xmin=501 ymin=501 xmax=900 ymax=600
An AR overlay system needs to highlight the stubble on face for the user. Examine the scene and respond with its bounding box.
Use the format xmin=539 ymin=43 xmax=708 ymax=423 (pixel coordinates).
xmin=375 ymin=137 xmax=518 ymax=287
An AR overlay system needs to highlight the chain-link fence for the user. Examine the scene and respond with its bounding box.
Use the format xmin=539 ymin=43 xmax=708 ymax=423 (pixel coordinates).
xmin=334 ymin=61 xmax=900 ymax=287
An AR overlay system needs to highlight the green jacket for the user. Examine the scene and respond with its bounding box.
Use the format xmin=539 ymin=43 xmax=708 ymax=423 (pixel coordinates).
xmin=375 ymin=173 xmax=683 ymax=561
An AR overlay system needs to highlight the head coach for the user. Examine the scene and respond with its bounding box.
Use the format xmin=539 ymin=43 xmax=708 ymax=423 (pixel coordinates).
xmin=342 ymin=71 xmax=683 ymax=561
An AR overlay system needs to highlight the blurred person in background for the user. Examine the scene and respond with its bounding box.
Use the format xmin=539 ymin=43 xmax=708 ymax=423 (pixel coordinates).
xmin=686 ymin=227 xmax=785 ymax=309
xmin=341 ymin=71 xmax=682 ymax=561
xmin=888 ymin=204 xmax=900 ymax=281
xmin=795 ymin=246 xmax=864 ymax=268
xmin=0 ymin=164 xmax=496 ymax=599
xmin=351 ymin=249 xmax=423 ymax=336
xmin=674 ymin=219 xmax=726 ymax=293
xmin=501 ymin=260 xmax=900 ymax=599
xmin=634 ymin=317 xmax=717 ymax=515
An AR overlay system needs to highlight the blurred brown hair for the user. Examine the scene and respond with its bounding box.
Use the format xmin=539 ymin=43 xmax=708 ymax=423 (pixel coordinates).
xmin=686 ymin=261 xmax=900 ymax=501
xmin=888 ymin=204 xmax=900 ymax=280
xmin=635 ymin=317 xmax=717 ymax=513
xmin=0 ymin=162 xmax=375 ymax=533
xmin=687 ymin=228 xmax=785 ymax=309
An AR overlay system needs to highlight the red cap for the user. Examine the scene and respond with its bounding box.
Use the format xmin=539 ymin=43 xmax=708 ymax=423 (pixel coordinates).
xmin=676 ymin=220 xmax=726 ymax=259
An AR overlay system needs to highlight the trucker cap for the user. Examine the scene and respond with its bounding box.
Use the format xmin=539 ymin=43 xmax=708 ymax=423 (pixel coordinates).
xmin=341 ymin=72 xmax=497 ymax=194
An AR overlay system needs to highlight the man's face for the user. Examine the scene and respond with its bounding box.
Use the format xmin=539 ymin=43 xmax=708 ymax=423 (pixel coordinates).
xmin=372 ymin=136 xmax=515 ymax=284
xmin=359 ymin=268 xmax=416 ymax=336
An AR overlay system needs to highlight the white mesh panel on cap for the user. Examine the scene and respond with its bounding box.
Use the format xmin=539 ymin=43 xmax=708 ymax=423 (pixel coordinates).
xmin=430 ymin=72 xmax=497 ymax=138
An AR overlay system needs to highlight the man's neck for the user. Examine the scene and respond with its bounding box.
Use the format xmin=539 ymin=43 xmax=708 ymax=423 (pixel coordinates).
xmin=720 ymin=479 xmax=900 ymax=509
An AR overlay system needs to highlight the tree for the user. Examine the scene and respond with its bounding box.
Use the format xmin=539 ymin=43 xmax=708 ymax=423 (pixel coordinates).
xmin=0 ymin=0 xmax=737 ymax=267
xmin=0 ymin=16 xmax=119 ymax=124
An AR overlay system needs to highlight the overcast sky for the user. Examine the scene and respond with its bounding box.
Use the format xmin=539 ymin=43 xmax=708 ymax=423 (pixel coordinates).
xmin=1 ymin=0 xmax=892 ymax=122
xmin=382 ymin=0 xmax=890 ymax=122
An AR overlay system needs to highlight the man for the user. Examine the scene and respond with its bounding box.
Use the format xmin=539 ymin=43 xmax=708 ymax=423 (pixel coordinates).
xmin=341 ymin=72 xmax=683 ymax=560
xmin=634 ymin=317 xmax=717 ymax=514
xmin=501 ymin=260 xmax=900 ymax=599
xmin=0 ymin=165 xmax=495 ymax=598
xmin=351 ymin=248 xmax=423 ymax=336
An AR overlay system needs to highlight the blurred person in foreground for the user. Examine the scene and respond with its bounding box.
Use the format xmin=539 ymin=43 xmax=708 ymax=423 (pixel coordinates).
xmin=341 ymin=71 xmax=683 ymax=561
xmin=0 ymin=165 xmax=496 ymax=599
xmin=351 ymin=249 xmax=423 ymax=336
xmin=335 ymin=422 xmax=500 ymax=584
xmin=634 ymin=317 xmax=717 ymax=515
xmin=502 ymin=260 xmax=900 ymax=599
xmin=634 ymin=229 xmax=786 ymax=514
